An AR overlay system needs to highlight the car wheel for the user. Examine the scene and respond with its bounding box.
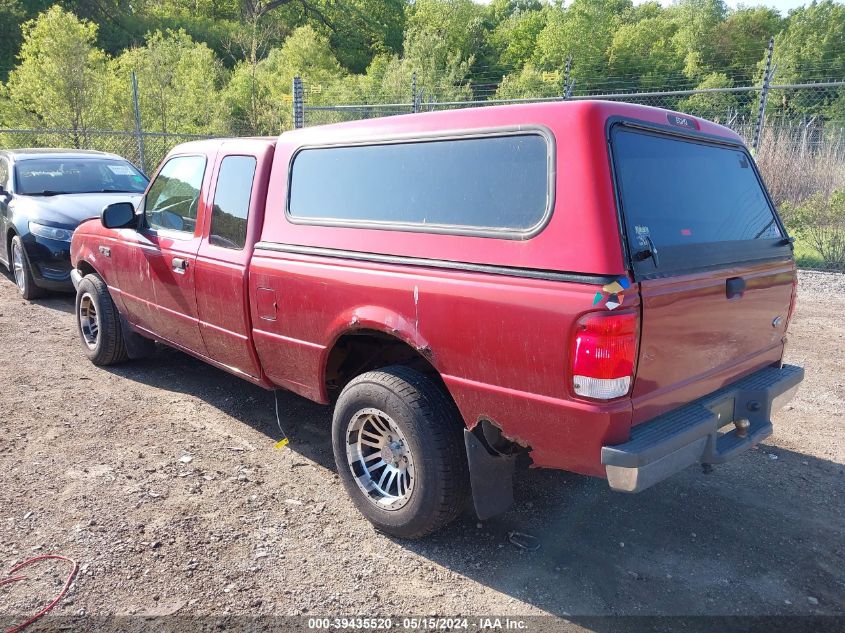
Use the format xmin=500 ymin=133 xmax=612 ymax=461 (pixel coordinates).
xmin=10 ymin=236 xmax=44 ymax=300
xmin=332 ymin=365 xmax=470 ymax=539
xmin=75 ymin=273 xmax=128 ymax=365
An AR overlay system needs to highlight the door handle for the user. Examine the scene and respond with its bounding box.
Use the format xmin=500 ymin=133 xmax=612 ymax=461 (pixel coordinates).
xmin=726 ymin=276 xmax=746 ymax=299
xmin=172 ymin=257 xmax=188 ymax=273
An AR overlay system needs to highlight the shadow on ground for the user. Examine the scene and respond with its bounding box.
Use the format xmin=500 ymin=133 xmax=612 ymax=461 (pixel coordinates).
xmin=107 ymin=345 xmax=845 ymax=621
xmin=0 ymin=270 xmax=76 ymax=314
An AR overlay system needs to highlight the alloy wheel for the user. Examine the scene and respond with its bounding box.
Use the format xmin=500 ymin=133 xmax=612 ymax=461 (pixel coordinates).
xmin=79 ymin=293 xmax=100 ymax=349
xmin=345 ymin=408 xmax=415 ymax=510
xmin=11 ymin=241 xmax=25 ymax=293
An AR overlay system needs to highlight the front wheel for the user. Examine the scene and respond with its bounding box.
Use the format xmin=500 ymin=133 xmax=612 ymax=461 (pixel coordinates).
xmin=332 ymin=366 xmax=470 ymax=539
xmin=75 ymin=273 xmax=128 ymax=366
xmin=10 ymin=236 xmax=44 ymax=300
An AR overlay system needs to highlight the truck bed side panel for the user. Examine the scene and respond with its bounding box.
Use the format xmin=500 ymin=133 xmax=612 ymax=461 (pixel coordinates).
xmin=249 ymin=248 xmax=634 ymax=476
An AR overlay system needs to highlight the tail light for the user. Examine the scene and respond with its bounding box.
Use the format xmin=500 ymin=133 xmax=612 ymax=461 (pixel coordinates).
xmin=571 ymin=311 xmax=639 ymax=400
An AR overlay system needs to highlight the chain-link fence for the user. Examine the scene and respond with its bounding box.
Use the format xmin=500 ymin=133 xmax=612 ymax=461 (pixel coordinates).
xmin=295 ymin=68 xmax=845 ymax=271
xmin=298 ymin=77 xmax=845 ymax=261
xmin=299 ymin=81 xmax=845 ymax=149
xmin=2 ymin=80 xmax=842 ymax=266
xmin=0 ymin=128 xmax=210 ymax=175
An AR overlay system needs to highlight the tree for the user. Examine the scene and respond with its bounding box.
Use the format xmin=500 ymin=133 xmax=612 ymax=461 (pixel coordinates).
xmin=607 ymin=13 xmax=684 ymax=90
xmin=669 ymin=0 xmax=728 ymax=79
xmin=5 ymin=6 xmax=111 ymax=145
xmin=112 ymin=29 xmax=227 ymax=134
xmin=380 ymin=23 xmax=474 ymax=104
xmin=407 ymin=0 xmax=488 ymax=65
xmin=774 ymin=0 xmax=845 ymax=83
xmin=0 ymin=0 xmax=25 ymax=82
xmin=676 ymin=72 xmax=739 ymax=122
xmin=237 ymin=0 xmax=404 ymax=74
xmin=533 ymin=0 xmax=632 ymax=91
xmin=710 ymin=7 xmax=782 ymax=85
xmin=488 ymin=3 xmax=549 ymax=70
xmin=495 ymin=65 xmax=564 ymax=99
xmin=223 ymin=25 xmax=345 ymax=134
xmin=318 ymin=0 xmax=406 ymax=73
xmin=770 ymin=0 xmax=845 ymax=118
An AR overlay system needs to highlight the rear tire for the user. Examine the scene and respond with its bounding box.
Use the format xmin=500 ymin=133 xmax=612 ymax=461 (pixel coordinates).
xmin=332 ymin=365 xmax=470 ymax=539
xmin=75 ymin=273 xmax=128 ymax=366
xmin=11 ymin=236 xmax=44 ymax=300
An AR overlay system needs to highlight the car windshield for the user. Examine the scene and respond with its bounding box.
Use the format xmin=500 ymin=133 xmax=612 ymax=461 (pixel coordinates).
xmin=15 ymin=158 xmax=148 ymax=195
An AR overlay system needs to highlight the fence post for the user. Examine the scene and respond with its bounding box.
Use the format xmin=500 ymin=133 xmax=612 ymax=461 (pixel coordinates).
xmin=292 ymin=76 xmax=304 ymax=129
xmin=752 ymin=37 xmax=775 ymax=154
xmin=562 ymin=55 xmax=572 ymax=100
xmin=131 ymin=71 xmax=147 ymax=173
xmin=411 ymin=72 xmax=418 ymax=113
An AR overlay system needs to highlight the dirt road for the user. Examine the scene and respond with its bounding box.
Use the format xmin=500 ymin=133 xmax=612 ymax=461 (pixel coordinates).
xmin=1 ymin=270 xmax=843 ymax=629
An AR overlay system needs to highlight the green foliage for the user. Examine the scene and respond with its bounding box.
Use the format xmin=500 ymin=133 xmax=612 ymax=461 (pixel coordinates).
xmin=495 ymin=64 xmax=563 ymax=99
xmin=710 ymin=7 xmax=782 ymax=84
xmin=781 ymin=190 xmax=845 ymax=269
xmin=769 ymin=1 xmax=845 ymax=118
xmin=2 ymin=0 xmax=845 ymax=141
xmin=668 ymin=0 xmax=728 ymax=78
xmin=773 ymin=0 xmax=845 ymax=83
xmin=0 ymin=0 xmax=25 ymax=81
xmin=407 ymin=0 xmax=487 ymax=64
xmin=111 ymin=29 xmax=227 ymax=134
xmin=390 ymin=21 xmax=474 ymax=102
xmin=223 ymin=25 xmax=345 ymax=134
xmin=534 ymin=0 xmax=633 ymax=88
xmin=489 ymin=4 xmax=549 ymax=69
xmin=4 ymin=6 xmax=109 ymax=141
xmin=607 ymin=13 xmax=683 ymax=90
xmin=323 ymin=0 xmax=406 ymax=73
xmin=677 ymin=72 xmax=739 ymax=122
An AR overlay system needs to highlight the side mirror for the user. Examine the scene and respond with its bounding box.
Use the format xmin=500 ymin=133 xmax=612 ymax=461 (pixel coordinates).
xmin=101 ymin=202 xmax=137 ymax=229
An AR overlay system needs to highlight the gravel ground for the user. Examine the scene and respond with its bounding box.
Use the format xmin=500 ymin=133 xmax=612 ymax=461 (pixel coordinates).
xmin=0 ymin=269 xmax=843 ymax=630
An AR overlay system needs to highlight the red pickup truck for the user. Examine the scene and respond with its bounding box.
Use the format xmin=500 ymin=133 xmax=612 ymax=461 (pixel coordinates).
xmin=70 ymin=101 xmax=803 ymax=538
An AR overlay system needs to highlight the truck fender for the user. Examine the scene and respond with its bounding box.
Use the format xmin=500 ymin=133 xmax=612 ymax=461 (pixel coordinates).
xmin=321 ymin=305 xmax=435 ymax=375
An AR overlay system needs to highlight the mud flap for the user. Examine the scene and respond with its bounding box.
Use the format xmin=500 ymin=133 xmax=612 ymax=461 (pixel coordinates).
xmin=118 ymin=313 xmax=155 ymax=359
xmin=464 ymin=429 xmax=517 ymax=520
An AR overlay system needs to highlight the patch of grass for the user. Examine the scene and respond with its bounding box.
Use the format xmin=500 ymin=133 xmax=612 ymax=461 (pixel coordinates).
xmin=793 ymin=238 xmax=827 ymax=270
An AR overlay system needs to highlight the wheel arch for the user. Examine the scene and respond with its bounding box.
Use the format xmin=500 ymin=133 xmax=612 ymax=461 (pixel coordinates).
xmin=75 ymin=259 xmax=100 ymax=279
xmin=4 ymin=226 xmax=16 ymax=263
xmin=322 ymin=326 xmax=462 ymax=423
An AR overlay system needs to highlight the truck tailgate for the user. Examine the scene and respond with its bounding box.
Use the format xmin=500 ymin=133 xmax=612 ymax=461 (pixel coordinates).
xmin=632 ymin=259 xmax=795 ymax=424
xmin=608 ymin=121 xmax=797 ymax=425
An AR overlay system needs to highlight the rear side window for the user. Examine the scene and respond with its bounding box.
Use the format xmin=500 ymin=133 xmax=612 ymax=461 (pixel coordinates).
xmin=288 ymin=133 xmax=551 ymax=236
xmin=209 ymin=156 xmax=257 ymax=250
xmin=612 ymin=127 xmax=789 ymax=276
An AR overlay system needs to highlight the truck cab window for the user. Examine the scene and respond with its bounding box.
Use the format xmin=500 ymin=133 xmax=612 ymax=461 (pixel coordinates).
xmin=209 ymin=156 xmax=256 ymax=250
xmin=145 ymin=155 xmax=206 ymax=234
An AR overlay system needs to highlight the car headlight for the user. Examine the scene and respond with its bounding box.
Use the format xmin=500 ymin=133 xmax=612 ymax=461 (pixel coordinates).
xmin=29 ymin=222 xmax=73 ymax=242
